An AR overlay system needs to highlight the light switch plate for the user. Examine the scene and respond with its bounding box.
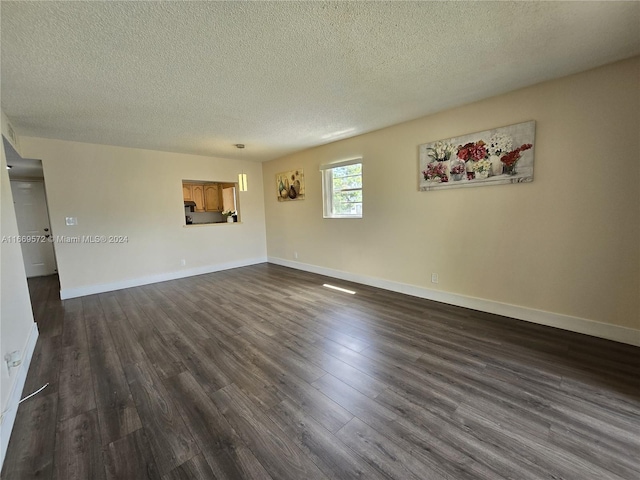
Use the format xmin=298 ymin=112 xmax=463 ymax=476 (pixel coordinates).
xmin=65 ymin=217 xmax=78 ymax=226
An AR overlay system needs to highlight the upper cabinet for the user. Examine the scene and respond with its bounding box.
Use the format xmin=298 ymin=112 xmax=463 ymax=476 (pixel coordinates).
xmin=204 ymin=184 xmax=221 ymax=212
xmin=221 ymin=186 xmax=236 ymax=212
xmin=182 ymin=184 xmax=193 ymax=202
xmin=191 ymin=184 xmax=205 ymax=212
xmin=183 ymin=181 xmax=223 ymax=212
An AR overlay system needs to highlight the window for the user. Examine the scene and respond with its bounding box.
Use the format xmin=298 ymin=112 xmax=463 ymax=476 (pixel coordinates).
xmin=320 ymin=159 xmax=362 ymax=218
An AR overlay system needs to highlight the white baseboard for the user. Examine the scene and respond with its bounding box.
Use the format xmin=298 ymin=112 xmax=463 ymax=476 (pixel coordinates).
xmin=0 ymin=322 xmax=39 ymax=469
xmin=268 ymin=256 xmax=640 ymax=347
xmin=60 ymin=256 xmax=268 ymax=299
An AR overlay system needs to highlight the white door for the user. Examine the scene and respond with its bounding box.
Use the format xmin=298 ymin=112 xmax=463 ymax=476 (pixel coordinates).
xmin=10 ymin=180 xmax=57 ymax=277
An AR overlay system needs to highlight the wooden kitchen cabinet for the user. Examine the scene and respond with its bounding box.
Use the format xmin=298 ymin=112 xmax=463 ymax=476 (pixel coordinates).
xmin=182 ymin=184 xmax=193 ymax=201
xmin=204 ymin=184 xmax=221 ymax=212
xmin=183 ymin=181 xmax=227 ymax=215
xmin=191 ymin=184 xmax=205 ymax=212
xmin=204 ymin=183 xmax=222 ymax=212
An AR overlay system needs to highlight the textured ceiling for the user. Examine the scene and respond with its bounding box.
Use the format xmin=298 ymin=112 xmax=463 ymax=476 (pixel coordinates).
xmin=1 ymin=1 xmax=639 ymax=162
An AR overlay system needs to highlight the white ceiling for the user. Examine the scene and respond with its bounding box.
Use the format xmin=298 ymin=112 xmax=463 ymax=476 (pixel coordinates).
xmin=1 ymin=1 xmax=638 ymax=162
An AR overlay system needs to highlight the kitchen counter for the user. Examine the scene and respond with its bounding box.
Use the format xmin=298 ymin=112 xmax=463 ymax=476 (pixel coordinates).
xmin=184 ymin=221 xmax=240 ymax=227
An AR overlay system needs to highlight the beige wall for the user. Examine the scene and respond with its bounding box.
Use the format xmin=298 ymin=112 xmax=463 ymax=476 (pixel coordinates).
xmin=0 ymin=113 xmax=35 ymax=424
xmin=262 ymin=57 xmax=639 ymax=332
xmin=19 ymin=138 xmax=267 ymax=295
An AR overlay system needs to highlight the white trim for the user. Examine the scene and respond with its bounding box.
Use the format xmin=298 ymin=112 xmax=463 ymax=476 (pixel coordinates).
xmin=319 ymin=157 xmax=362 ymax=171
xmin=1 ymin=323 xmax=39 ymax=469
xmin=60 ymin=257 xmax=267 ymax=299
xmin=268 ymin=256 xmax=640 ymax=347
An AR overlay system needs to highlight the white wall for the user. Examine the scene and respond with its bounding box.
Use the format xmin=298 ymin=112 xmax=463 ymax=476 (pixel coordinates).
xmin=0 ymin=111 xmax=38 ymax=467
xmin=19 ymin=138 xmax=267 ymax=298
xmin=1 ymin=111 xmax=21 ymax=155
xmin=262 ymin=57 xmax=640 ymax=344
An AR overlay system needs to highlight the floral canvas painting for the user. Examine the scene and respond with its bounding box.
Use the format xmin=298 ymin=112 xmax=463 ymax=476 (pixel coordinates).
xmin=276 ymin=169 xmax=305 ymax=201
xmin=419 ymin=121 xmax=535 ymax=191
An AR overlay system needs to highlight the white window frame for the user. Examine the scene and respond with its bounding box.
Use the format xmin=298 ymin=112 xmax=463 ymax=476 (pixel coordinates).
xmin=320 ymin=158 xmax=363 ymax=219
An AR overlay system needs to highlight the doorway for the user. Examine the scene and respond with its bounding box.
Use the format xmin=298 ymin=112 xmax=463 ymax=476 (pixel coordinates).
xmin=4 ymin=137 xmax=57 ymax=277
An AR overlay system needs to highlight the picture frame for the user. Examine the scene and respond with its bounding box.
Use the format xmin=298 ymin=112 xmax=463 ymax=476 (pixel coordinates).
xmin=276 ymin=169 xmax=305 ymax=201
xmin=419 ymin=120 xmax=536 ymax=191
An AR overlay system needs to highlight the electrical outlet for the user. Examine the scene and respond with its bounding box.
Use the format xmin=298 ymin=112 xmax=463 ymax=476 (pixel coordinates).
xmin=294 ymin=251 xmax=298 ymax=259
xmin=180 ymin=259 xmax=186 ymax=267
xmin=431 ymin=273 xmax=439 ymax=284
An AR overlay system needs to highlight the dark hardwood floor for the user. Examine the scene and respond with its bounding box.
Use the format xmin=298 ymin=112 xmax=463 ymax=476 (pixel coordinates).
xmin=2 ymin=263 xmax=639 ymax=479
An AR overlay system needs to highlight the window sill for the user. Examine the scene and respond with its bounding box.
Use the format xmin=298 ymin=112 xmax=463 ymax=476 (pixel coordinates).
xmin=184 ymin=222 xmax=241 ymax=227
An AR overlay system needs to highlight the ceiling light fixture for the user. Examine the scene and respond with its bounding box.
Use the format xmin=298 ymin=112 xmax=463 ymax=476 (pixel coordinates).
xmin=235 ymin=144 xmax=248 ymax=191
xmin=238 ymin=172 xmax=248 ymax=192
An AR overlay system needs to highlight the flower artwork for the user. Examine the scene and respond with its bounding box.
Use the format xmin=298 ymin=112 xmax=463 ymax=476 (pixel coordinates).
xmin=423 ymin=162 xmax=448 ymax=183
xmin=501 ymin=143 xmax=533 ymax=175
xmin=426 ymin=141 xmax=456 ymax=162
xmin=419 ymin=121 xmax=535 ymax=191
xmin=449 ymin=161 xmax=466 ymax=181
xmin=457 ymin=141 xmax=488 ymax=162
xmin=487 ymin=132 xmax=513 ymax=157
xmin=473 ymin=159 xmax=492 ymax=174
xmin=276 ymin=169 xmax=305 ymax=201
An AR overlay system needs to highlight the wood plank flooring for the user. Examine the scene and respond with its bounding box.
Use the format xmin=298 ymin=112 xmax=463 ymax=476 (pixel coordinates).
xmin=2 ymin=263 xmax=639 ymax=479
